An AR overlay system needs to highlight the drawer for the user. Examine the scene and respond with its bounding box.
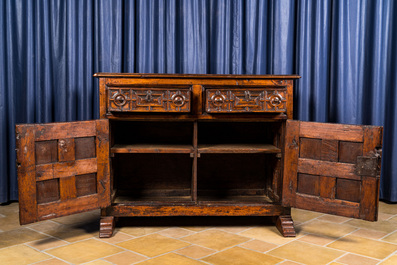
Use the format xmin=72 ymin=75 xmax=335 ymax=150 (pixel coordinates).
xmin=108 ymin=87 xmax=191 ymax=113
xmin=206 ymin=88 xmax=288 ymax=113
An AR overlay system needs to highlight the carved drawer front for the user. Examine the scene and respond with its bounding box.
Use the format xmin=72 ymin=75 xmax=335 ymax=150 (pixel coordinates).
xmin=108 ymin=87 xmax=191 ymax=112
xmin=205 ymin=88 xmax=287 ymax=113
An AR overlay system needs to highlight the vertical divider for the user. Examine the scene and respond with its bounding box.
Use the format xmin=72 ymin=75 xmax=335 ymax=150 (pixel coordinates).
xmin=192 ymin=121 xmax=198 ymax=202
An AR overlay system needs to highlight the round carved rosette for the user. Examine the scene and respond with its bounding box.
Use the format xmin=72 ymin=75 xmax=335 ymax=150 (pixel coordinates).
xmin=270 ymin=94 xmax=282 ymax=106
xmin=171 ymin=93 xmax=186 ymax=107
xmin=113 ymin=93 xmax=127 ymax=106
xmin=211 ymin=94 xmax=226 ymax=107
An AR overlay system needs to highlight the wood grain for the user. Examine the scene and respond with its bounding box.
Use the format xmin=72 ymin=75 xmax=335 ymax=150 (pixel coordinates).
xmin=107 ymin=204 xmax=287 ymax=217
xmin=16 ymin=125 xmax=37 ymax=224
xmin=111 ymin=144 xmax=193 ymax=154
xmin=35 ymin=158 xmax=98 ymax=181
xmin=37 ymin=195 xmax=99 ymax=221
xmin=198 ymin=144 xmax=281 ymax=154
xmin=35 ymin=140 xmax=58 ymax=165
xmin=96 ymin=119 xmax=111 ymax=208
xmin=35 ymin=121 xmax=96 ymax=141
xmin=58 ymin=138 xmax=75 ymax=162
xmin=295 ymin=193 xmax=360 ymax=219
xmin=282 ymin=120 xmax=300 ymax=206
xmin=60 ymin=176 xmax=77 ymax=200
xmin=298 ymin=158 xmax=359 ymax=180
xmin=299 ymin=121 xmax=363 ymax=142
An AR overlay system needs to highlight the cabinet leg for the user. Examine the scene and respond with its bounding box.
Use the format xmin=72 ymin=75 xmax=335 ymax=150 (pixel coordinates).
xmin=99 ymin=216 xmax=115 ymax=238
xmin=274 ymin=215 xmax=296 ymax=237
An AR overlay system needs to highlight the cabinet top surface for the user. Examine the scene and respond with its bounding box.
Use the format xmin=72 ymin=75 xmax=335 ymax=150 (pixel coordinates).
xmin=94 ymin=72 xmax=301 ymax=79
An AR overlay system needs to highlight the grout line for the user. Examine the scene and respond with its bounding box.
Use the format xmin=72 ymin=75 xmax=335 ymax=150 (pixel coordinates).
xmin=2 ymin=202 xmax=397 ymax=265
xmin=24 ymin=243 xmax=74 ymax=265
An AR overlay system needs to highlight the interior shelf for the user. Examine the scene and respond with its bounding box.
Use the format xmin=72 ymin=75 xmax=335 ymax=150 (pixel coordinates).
xmin=198 ymin=195 xmax=273 ymax=204
xmin=114 ymin=195 xmax=193 ymax=204
xmin=197 ymin=143 xmax=281 ymax=154
xmin=111 ymin=144 xmax=194 ymax=154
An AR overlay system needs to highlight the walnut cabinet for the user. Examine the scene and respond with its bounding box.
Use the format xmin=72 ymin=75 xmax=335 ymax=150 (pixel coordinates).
xmin=16 ymin=73 xmax=383 ymax=237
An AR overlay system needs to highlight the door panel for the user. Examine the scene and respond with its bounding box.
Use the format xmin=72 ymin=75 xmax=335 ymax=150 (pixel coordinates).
xmin=282 ymin=120 xmax=382 ymax=221
xmin=16 ymin=120 xmax=110 ymax=225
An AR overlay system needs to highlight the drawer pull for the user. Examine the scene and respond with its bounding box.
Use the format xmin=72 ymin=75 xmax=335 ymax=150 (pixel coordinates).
xmin=114 ymin=94 xmax=127 ymax=106
xmin=171 ymin=93 xmax=186 ymax=107
xmin=211 ymin=91 xmax=226 ymax=107
xmin=270 ymin=94 xmax=282 ymax=106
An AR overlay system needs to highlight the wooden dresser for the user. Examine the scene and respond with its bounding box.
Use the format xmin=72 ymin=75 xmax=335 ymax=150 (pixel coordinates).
xmin=16 ymin=73 xmax=383 ymax=237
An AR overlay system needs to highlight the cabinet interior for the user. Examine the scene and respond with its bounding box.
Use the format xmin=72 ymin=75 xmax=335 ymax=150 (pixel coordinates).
xmin=110 ymin=120 xmax=283 ymax=204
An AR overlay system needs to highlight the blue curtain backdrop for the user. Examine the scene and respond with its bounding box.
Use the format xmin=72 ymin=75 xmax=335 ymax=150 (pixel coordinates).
xmin=1 ymin=0 xmax=396 ymax=203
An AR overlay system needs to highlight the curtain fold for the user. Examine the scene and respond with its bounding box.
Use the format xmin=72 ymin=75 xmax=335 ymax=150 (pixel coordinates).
xmin=1 ymin=0 xmax=396 ymax=202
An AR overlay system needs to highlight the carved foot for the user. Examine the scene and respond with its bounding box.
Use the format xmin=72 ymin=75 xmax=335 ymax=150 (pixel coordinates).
xmin=99 ymin=216 xmax=115 ymax=238
xmin=275 ymin=215 xmax=296 ymax=237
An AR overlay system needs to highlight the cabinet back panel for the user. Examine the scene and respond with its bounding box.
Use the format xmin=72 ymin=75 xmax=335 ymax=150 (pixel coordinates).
xmin=114 ymin=154 xmax=192 ymax=191
xmin=198 ymin=122 xmax=282 ymax=146
xmin=111 ymin=121 xmax=194 ymax=145
xmin=197 ymin=154 xmax=275 ymax=194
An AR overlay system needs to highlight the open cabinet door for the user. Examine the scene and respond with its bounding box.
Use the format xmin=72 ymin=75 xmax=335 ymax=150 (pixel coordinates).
xmin=282 ymin=120 xmax=382 ymax=221
xmin=16 ymin=120 xmax=110 ymax=225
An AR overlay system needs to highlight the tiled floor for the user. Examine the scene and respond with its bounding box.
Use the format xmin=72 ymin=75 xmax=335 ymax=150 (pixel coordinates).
xmin=0 ymin=202 xmax=397 ymax=265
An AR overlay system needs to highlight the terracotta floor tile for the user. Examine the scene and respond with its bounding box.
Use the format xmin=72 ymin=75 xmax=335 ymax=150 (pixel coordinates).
xmin=379 ymin=202 xmax=397 ymax=215
xmin=240 ymin=239 xmax=278 ymax=252
xmin=345 ymin=219 xmax=397 ymax=234
xmin=137 ymin=253 xmax=205 ymax=265
xmin=240 ymin=227 xmax=298 ymax=245
xmin=33 ymin=258 xmax=69 ymax=265
xmin=52 ymin=210 xmax=100 ymax=225
xmin=0 ymin=215 xmax=22 ymax=231
xmin=117 ymin=234 xmax=189 ymax=257
xmin=97 ymin=231 xmax=134 ymax=244
xmin=350 ymin=228 xmax=388 ymax=240
xmin=157 ymin=227 xmax=194 ymax=238
xmin=379 ymin=255 xmax=397 ymax=265
xmin=182 ymin=229 xmax=249 ymax=251
xmin=328 ymin=235 xmax=397 ymax=259
xmin=268 ymin=241 xmax=344 ymax=265
xmin=298 ymin=234 xmax=335 ymax=246
xmin=388 ymin=215 xmax=397 ymax=223
xmin=298 ymin=220 xmax=356 ymax=239
xmin=202 ymin=246 xmax=283 ymax=265
xmin=46 ymin=238 xmax=123 ymax=264
xmin=317 ymin=214 xmax=352 ymax=223
xmin=0 ymin=244 xmax=50 ymax=265
xmin=336 ymin=253 xmax=379 ymax=265
xmin=0 ymin=202 xmax=19 ymax=215
xmin=279 ymin=261 xmax=305 ymax=265
xmin=84 ymin=260 xmax=113 ymax=265
xmin=181 ymin=226 xmax=210 ymax=232
xmin=43 ymin=225 xmax=98 ymax=243
xmin=0 ymin=228 xmax=49 ymax=248
xmin=217 ymin=226 xmax=252 ymax=233
xmin=378 ymin=212 xmax=395 ymax=221
xmin=28 ymin=220 xmax=65 ymax=233
xmin=382 ymin=230 xmax=397 ymax=244
xmin=118 ymin=226 xmax=166 ymax=237
xmin=175 ymin=245 xmax=216 ymax=259
xmin=27 ymin=237 xmax=68 ymax=251
xmin=104 ymin=251 xmax=147 ymax=265
xmin=291 ymin=208 xmax=323 ymax=223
